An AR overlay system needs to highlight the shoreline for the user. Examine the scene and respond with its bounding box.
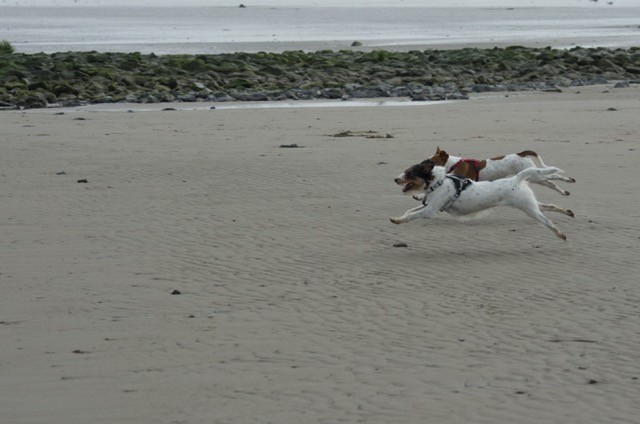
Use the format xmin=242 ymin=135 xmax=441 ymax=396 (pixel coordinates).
xmin=11 ymin=35 xmax=640 ymax=57
xmin=7 ymin=87 xmax=601 ymax=115
xmin=16 ymin=97 xmax=449 ymax=113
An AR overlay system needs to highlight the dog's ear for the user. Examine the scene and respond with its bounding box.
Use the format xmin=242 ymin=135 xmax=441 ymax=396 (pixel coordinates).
xmin=419 ymin=160 xmax=435 ymax=180
xmin=435 ymin=145 xmax=441 ymax=153
xmin=420 ymin=159 xmax=435 ymax=171
xmin=438 ymin=149 xmax=449 ymax=161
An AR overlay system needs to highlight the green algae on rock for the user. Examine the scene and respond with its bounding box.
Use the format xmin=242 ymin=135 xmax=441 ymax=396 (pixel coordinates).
xmin=1 ymin=46 xmax=639 ymax=109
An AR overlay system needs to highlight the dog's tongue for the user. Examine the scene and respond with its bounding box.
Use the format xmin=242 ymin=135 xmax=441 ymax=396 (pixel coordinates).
xmin=402 ymin=183 xmax=412 ymax=193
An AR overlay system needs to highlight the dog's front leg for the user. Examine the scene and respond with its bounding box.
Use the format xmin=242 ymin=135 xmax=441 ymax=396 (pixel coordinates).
xmin=390 ymin=203 xmax=438 ymax=224
xmin=406 ymin=203 xmax=428 ymax=214
xmin=390 ymin=204 xmax=426 ymax=224
xmin=391 ymin=181 xmax=453 ymax=224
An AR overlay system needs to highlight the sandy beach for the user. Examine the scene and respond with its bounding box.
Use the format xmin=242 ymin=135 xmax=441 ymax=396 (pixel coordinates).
xmin=1 ymin=84 xmax=639 ymax=423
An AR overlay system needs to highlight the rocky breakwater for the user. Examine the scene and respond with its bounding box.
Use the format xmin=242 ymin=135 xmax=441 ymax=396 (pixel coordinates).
xmin=1 ymin=46 xmax=640 ymax=109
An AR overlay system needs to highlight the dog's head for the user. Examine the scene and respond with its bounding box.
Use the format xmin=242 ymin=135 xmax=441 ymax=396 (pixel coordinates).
xmin=429 ymin=146 xmax=450 ymax=166
xmin=394 ymin=159 xmax=436 ymax=194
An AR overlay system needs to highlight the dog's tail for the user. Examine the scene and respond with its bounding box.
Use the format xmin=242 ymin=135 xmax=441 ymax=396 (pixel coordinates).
xmin=518 ymin=150 xmax=547 ymax=168
xmin=515 ymin=166 xmax=563 ymax=183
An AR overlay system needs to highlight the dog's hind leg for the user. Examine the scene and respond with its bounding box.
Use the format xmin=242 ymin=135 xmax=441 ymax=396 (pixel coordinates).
xmin=523 ymin=208 xmax=567 ymax=240
xmin=521 ymin=163 xmax=575 ymax=194
xmin=532 ymin=180 xmax=571 ymax=196
xmin=539 ymin=203 xmax=575 ymax=217
xmin=510 ymin=190 xmax=567 ymax=239
xmin=547 ymin=173 xmax=576 ymax=183
xmin=520 ymin=152 xmax=575 ymax=182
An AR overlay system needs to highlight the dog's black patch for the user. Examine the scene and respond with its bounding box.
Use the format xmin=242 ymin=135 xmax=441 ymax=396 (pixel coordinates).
xmin=404 ymin=159 xmax=435 ymax=183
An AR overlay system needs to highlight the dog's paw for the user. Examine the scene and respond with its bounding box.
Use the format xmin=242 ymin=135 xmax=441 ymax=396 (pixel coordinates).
xmin=567 ymin=209 xmax=575 ymax=218
xmin=389 ymin=217 xmax=403 ymax=225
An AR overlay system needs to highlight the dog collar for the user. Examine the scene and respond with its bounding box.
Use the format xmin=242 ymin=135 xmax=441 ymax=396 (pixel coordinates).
xmin=448 ymin=159 xmax=481 ymax=181
xmin=422 ymin=179 xmax=444 ymax=205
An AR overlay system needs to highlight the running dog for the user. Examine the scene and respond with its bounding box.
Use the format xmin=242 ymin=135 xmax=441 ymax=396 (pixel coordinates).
xmin=397 ymin=159 xmax=575 ymax=217
xmin=428 ymin=146 xmax=575 ymax=196
xmin=391 ymin=162 xmax=572 ymax=240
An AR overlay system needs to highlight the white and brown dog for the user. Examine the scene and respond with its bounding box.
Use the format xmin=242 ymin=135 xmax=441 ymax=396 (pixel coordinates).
xmin=391 ymin=162 xmax=572 ymax=240
xmin=429 ymin=146 xmax=575 ymax=196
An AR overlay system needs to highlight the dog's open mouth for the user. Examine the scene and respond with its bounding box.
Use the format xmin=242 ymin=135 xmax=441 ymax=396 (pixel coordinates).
xmin=402 ymin=182 xmax=414 ymax=193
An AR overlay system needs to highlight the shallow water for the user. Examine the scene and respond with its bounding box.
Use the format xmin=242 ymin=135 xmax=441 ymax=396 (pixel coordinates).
xmin=2 ymin=5 xmax=639 ymax=54
xmin=24 ymin=97 xmax=453 ymax=114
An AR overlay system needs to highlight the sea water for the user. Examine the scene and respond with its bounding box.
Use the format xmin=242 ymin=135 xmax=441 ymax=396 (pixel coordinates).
xmin=1 ymin=1 xmax=639 ymax=54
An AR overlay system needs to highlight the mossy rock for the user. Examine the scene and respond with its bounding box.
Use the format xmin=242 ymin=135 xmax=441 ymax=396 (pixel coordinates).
xmin=85 ymin=81 xmax=106 ymax=95
xmin=57 ymin=93 xmax=78 ymax=102
xmin=227 ymin=78 xmax=254 ymax=89
xmin=120 ymin=58 xmax=142 ymax=70
xmin=155 ymin=91 xmax=176 ymax=102
xmin=119 ymin=75 xmax=137 ymax=87
xmin=182 ymin=59 xmax=210 ymax=73
xmin=260 ymin=64 xmax=286 ymax=76
xmin=5 ymin=80 xmax=26 ymax=90
xmin=355 ymin=50 xmax=392 ymax=63
xmin=27 ymin=80 xmax=50 ymax=91
xmin=3 ymin=47 xmax=640 ymax=109
xmin=153 ymin=84 xmax=172 ymax=93
xmin=107 ymin=82 xmax=122 ymax=93
xmin=209 ymin=61 xmax=243 ymax=73
xmin=158 ymin=77 xmax=178 ymax=89
xmin=20 ymin=93 xmax=48 ymax=108
xmin=86 ymin=52 xmax=110 ymax=63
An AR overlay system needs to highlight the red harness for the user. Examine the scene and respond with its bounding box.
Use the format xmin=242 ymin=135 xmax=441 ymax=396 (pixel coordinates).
xmin=448 ymin=159 xmax=481 ymax=181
